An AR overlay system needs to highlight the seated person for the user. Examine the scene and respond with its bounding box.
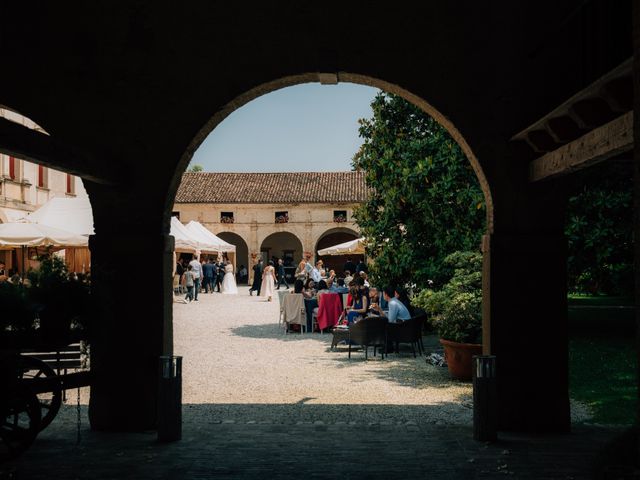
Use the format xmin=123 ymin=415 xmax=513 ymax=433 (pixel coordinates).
xmin=313 ymin=280 xmax=331 ymax=316
xmin=346 ymin=283 xmax=368 ymax=324
xmin=359 ymin=271 xmax=370 ymax=287
xmin=293 ymin=279 xmax=305 ymax=294
xmin=303 ymin=278 xmax=316 ymax=299
xmin=395 ymin=287 xmax=414 ymax=316
xmin=371 ymin=286 xmax=411 ymax=323
xmin=343 ymin=270 xmax=354 ymax=285
xmin=368 ymin=287 xmax=387 ymax=311
xmin=330 ymin=277 xmax=349 ymax=294
xmin=315 ymin=280 xmax=330 ymax=300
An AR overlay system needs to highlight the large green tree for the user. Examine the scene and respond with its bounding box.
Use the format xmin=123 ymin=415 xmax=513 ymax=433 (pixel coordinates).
xmin=352 ymin=92 xmax=485 ymax=288
xmin=566 ymin=162 xmax=633 ymax=295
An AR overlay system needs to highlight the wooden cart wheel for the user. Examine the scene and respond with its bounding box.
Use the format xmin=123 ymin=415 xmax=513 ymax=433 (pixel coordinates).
xmin=0 ymin=385 xmax=41 ymax=462
xmin=17 ymin=356 xmax=62 ymax=431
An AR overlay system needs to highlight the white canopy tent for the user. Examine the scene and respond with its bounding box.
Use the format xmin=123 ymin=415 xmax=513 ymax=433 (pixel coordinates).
xmin=0 ymin=222 xmax=89 ymax=276
xmin=0 ymin=222 xmax=88 ymax=248
xmin=27 ymin=196 xmax=94 ymax=235
xmin=170 ymin=217 xmax=200 ymax=253
xmin=185 ymin=221 xmax=236 ymax=253
xmin=317 ymin=237 xmax=366 ymax=256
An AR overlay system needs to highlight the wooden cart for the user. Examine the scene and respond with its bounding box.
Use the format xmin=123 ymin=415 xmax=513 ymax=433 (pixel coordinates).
xmin=1 ymin=340 xmax=91 ymax=462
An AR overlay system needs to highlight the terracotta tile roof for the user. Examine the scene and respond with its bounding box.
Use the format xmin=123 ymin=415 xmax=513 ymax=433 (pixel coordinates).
xmin=175 ymin=171 xmax=368 ymax=204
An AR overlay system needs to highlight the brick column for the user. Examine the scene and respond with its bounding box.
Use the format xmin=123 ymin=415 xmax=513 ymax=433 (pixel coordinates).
xmin=88 ymin=232 xmax=174 ymax=431
xmin=485 ymin=232 xmax=570 ymax=432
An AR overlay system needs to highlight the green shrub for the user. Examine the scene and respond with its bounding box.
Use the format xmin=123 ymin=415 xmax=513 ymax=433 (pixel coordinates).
xmin=413 ymin=250 xmax=482 ymax=343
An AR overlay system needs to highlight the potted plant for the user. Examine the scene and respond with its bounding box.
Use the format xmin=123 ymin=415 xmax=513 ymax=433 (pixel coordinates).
xmin=414 ymin=251 xmax=482 ymax=380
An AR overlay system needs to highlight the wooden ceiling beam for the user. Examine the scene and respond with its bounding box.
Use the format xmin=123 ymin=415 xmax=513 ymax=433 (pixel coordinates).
xmin=529 ymin=111 xmax=633 ymax=182
xmin=0 ymin=118 xmax=118 ymax=186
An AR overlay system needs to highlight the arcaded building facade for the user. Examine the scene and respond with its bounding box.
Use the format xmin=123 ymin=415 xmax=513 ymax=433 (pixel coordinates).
xmin=173 ymin=171 xmax=366 ymax=281
xmin=0 ymin=107 xmax=87 ymax=269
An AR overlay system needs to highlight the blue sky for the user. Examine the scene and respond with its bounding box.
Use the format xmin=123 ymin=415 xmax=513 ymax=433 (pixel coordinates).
xmin=189 ymin=83 xmax=379 ymax=172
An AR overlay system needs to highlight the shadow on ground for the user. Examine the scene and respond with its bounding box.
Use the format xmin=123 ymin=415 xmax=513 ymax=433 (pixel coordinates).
xmin=2 ymin=404 xmax=627 ymax=480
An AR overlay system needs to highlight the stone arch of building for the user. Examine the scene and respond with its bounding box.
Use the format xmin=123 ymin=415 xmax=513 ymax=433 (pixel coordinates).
xmin=313 ymin=226 xmax=360 ymax=252
xmin=259 ymin=230 xmax=305 ymax=267
xmin=315 ymin=227 xmax=361 ymax=277
xmin=216 ymin=231 xmax=250 ymax=284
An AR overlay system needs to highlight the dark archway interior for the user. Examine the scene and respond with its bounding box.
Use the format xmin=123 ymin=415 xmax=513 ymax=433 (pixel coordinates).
xmin=217 ymin=232 xmax=249 ymax=284
xmin=260 ymin=232 xmax=303 ymax=280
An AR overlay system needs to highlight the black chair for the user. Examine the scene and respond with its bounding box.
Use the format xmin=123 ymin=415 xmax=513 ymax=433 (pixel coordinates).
xmin=348 ymin=316 xmax=388 ymax=360
xmin=387 ymin=314 xmax=426 ymax=357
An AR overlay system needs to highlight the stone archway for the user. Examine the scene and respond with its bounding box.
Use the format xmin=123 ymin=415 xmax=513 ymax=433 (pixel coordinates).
xmin=259 ymin=231 xmax=304 ymax=281
xmin=315 ymin=227 xmax=360 ymax=276
xmin=217 ymin=231 xmax=249 ymax=284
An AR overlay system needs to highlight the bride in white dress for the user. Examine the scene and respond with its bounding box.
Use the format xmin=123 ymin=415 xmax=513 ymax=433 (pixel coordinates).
xmin=221 ymin=261 xmax=238 ymax=294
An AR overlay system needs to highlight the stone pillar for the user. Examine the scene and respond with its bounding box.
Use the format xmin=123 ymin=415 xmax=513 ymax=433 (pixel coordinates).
xmin=485 ymin=232 xmax=570 ymax=432
xmin=88 ymin=232 xmax=174 ymax=431
xmin=249 ymin=222 xmax=259 ymax=284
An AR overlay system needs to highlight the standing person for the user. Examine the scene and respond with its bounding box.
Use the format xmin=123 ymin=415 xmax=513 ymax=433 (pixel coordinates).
xmin=221 ymin=261 xmax=238 ymax=294
xmin=175 ymin=257 xmax=184 ymax=284
xmin=238 ymin=265 xmax=248 ymax=284
xmin=249 ymin=259 xmax=263 ymax=296
xmin=343 ymin=257 xmax=356 ymax=276
xmin=260 ymin=260 xmax=276 ymax=302
xmin=188 ymin=255 xmax=202 ymax=301
xmin=295 ymin=257 xmax=308 ymax=282
xmin=202 ymin=258 xmax=216 ymax=294
xmin=183 ymin=265 xmax=195 ymax=302
xmin=276 ymin=258 xmax=289 ymax=290
xmin=311 ymin=261 xmax=323 ymax=283
xmin=355 ymin=258 xmax=367 ymax=274
xmin=215 ymin=259 xmax=225 ymax=292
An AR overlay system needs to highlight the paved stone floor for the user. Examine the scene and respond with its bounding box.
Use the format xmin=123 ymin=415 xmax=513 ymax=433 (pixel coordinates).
xmin=0 ymin=409 xmax=624 ymax=479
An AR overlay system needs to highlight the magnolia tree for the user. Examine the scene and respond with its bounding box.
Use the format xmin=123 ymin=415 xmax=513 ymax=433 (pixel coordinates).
xmin=352 ymin=92 xmax=485 ymax=289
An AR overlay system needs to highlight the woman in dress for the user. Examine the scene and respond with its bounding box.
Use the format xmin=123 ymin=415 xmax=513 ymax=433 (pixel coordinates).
xmin=260 ymin=260 xmax=276 ymax=301
xmin=221 ymin=260 xmax=238 ymax=294
xmin=346 ymin=280 xmax=369 ymax=324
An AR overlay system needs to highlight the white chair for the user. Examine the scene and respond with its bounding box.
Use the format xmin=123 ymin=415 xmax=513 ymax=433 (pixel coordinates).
xmin=277 ymin=289 xmax=289 ymax=325
xmin=282 ymin=293 xmax=307 ymax=334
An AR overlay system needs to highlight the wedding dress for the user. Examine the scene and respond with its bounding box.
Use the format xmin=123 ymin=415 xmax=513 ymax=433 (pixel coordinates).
xmin=222 ymin=264 xmax=238 ymax=294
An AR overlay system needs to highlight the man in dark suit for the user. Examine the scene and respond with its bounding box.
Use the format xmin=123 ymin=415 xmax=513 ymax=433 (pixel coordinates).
xmin=276 ymin=258 xmax=289 ymax=290
xmin=343 ymin=257 xmax=356 ymax=276
xmin=202 ymin=258 xmax=216 ymax=294
xmin=355 ymin=258 xmax=368 ymax=274
xmin=249 ymin=260 xmax=263 ymax=296
xmin=215 ymin=260 xmax=225 ymax=292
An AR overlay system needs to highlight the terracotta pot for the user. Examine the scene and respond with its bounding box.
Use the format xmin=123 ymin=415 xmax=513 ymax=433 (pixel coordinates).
xmin=439 ymin=338 xmax=483 ymax=381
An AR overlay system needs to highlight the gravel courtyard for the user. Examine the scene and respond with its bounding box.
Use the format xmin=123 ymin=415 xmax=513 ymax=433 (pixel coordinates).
xmin=61 ymin=288 xmax=589 ymax=426
xmin=172 ymin=288 xmax=474 ymax=426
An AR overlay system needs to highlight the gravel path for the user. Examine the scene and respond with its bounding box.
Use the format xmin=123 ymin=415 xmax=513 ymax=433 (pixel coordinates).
xmin=173 ymin=289 xmax=465 ymax=426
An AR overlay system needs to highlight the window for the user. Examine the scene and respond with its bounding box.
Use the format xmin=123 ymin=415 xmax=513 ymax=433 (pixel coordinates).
xmin=220 ymin=212 xmax=234 ymax=224
xmin=37 ymin=165 xmax=48 ymax=188
xmin=275 ymin=211 xmax=289 ymax=224
xmin=8 ymin=156 xmax=16 ymax=180
xmin=66 ymin=173 xmax=75 ymax=195
xmin=333 ymin=210 xmax=347 ymax=223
